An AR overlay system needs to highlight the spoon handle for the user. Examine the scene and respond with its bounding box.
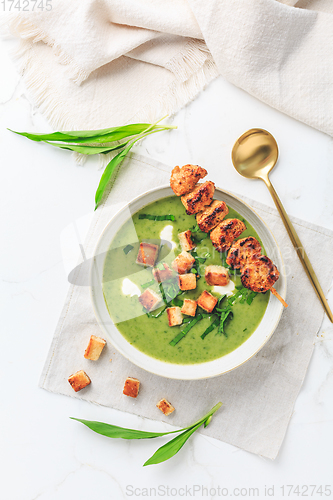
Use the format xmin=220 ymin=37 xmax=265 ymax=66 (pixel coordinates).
xmin=262 ymin=176 xmax=333 ymax=323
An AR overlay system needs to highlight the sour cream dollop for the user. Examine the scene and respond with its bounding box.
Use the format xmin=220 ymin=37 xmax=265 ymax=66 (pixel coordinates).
xmin=121 ymin=278 xmax=141 ymax=297
xmin=212 ymin=281 xmax=235 ymax=297
xmin=159 ymin=224 xmax=177 ymax=250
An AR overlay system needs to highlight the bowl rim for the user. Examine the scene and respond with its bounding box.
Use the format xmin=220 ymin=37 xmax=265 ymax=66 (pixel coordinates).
xmin=90 ymin=184 xmax=286 ymax=380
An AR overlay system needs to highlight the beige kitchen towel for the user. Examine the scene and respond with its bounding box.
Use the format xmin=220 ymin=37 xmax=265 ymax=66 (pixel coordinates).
xmin=39 ymin=154 xmax=333 ymax=460
xmin=2 ymin=0 xmax=333 ymax=137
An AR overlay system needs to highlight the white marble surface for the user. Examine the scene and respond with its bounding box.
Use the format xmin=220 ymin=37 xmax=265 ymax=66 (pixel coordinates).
xmin=1 ymin=36 xmax=333 ymax=500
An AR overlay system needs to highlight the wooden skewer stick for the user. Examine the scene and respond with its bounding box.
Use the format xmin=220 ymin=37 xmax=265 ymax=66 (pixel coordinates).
xmin=270 ymin=287 xmax=288 ymax=308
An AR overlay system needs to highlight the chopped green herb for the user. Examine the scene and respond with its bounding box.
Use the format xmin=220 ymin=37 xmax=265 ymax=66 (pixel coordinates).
xmin=217 ymin=307 xmax=233 ymax=336
xmin=217 ymin=295 xmax=226 ymax=308
xmin=139 ymin=214 xmax=175 ymax=221
xmin=200 ymin=316 xmax=220 ymax=340
xmin=141 ymin=279 xmax=155 ymax=289
xmin=228 ymin=290 xmax=241 ymax=305
xmin=159 ymin=282 xmax=168 ymax=304
xmin=239 ymin=294 xmax=247 ymax=304
xmin=150 ymin=306 xmax=168 ymax=318
xmin=162 ymin=281 xmax=181 ymax=303
xmin=246 ymin=291 xmax=257 ymax=305
xmin=169 ymin=314 xmax=203 ymax=346
xmin=191 ymin=224 xmax=208 ymax=242
xmin=171 ymin=297 xmax=183 ymax=307
xmin=123 ymin=244 xmax=134 ymax=254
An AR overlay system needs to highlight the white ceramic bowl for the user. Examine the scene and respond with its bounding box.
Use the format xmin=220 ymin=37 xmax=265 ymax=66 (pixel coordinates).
xmin=90 ymin=185 xmax=286 ymax=380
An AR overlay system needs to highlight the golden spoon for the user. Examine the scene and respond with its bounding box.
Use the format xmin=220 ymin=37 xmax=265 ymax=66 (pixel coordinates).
xmin=232 ymin=128 xmax=333 ymax=322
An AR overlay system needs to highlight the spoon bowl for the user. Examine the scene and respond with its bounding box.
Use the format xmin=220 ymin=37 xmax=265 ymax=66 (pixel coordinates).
xmin=231 ymin=128 xmax=278 ymax=181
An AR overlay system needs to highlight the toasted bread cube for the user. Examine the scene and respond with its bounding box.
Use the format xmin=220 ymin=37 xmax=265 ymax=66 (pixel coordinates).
xmin=68 ymin=370 xmax=91 ymax=392
xmin=197 ymin=290 xmax=218 ymax=313
xmin=172 ymin=251 xmax=195 ymax=274
xmin=196 ymin=200 xmax=229 ymax=233
xmin=157 ymin=398 xmax=175 ymax=416
xmin=152 ymin=263 xmax=173 ymax=283
xmin=84 ymin=335 xmax=106 ymax=361
xmin=178 ymin=273 xmax=197 ymax=291
xmin=205 ymin=265 xmax=230 ymax=286
xmin=178 ymin=230 xmax=195 ymax=252
xmin=166 ymin=306 xmax=183 ymax=326
xmin=181 ymin=181 xmax=215 ymax=215
xmin=136 ymin=242 xmax=159 ymax=267
xmin=123 ymin=377 xmax=140 ymax=398
xmin=138 ymin=288 xmax=163 ymax=312
xmin=181 ymin=299 xmax=197 ymax=317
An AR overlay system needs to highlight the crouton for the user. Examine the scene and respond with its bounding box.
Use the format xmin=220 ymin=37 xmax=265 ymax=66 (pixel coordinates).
xmin=68 ymin=370 xmax=91 ymax=392
xmin=138 ymin=288 xmax=163 ymax=312
xmin=166 ymin=306 xmax=183 ymax=326
xmin=123 ymin=377 xmax=140 ymax=398
xmin=171 ymin=251 xmax=195 ymax=274
xmin=210 ymin=218 xmax=246 ymax=252
xmin=178 ymin=230 xmax=195 ymax=252
xmin=157 ymin=398 xmax=175 ymax=416
xmin=196 ymin=200 xmax=229 ymax=233
xmin=181 ymin=181 xmax=215 ymax=215
xmin=178 ymin=273 xmax=197 ymax=291
xmin=136 ymin=242 xmax=159 ymax=267
xmin=152 ymin=263 xmax=173 ymax=283
xmin=181 ymin=299 xmax=197 ymax=316
xmin=170 ymin=164 xmax=207 ymax=196
xmin=84 ymin=335 xmax=106 ymax=361
xmin=205 ymin=265 xmax=230 ymax=286
xmin=197 ymin=290 xmax=218 ymax=313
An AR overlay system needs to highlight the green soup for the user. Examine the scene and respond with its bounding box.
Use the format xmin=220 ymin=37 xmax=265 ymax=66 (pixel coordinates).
xmin=102 ymin=196 xmax=269 ymax=364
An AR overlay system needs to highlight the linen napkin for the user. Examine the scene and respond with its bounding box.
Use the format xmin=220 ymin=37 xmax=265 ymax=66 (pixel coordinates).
xmin=40 ymin=153 xmax=333 ymax=460
xmin=3 ymin=0 xmax=333 ymax=137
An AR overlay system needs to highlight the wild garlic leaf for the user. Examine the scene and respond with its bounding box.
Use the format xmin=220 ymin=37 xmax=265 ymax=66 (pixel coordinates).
xmin=94 ymin=126 xmax=171 ymax=209
xmin=70 ymin=418 xmax=182 ymax=440
xmin=71 ymin=403 xmax=222 ymax=467
xmin=94 ymin=142 xmax=135 ymax=209
xmin=143 ymin=402 xmax=222 ymax=466
xmin=143 ymin=423 xmax=202 ymax=466
xmin=8 ymin=129 xmax=80 ymax=142
xmin=61 ymin=123 xmax=154 ymax=139
xmin=45 ymin=141 xmax=126 ymax=155
xmin=9 ymin=117 xmax=177 ymax=209
xmin=8 ymin=124 xmax=153 ymax=143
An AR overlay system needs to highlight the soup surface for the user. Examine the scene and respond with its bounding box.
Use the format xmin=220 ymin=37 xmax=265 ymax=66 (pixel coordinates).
xmin=102 ymin=195 xmax=269 ymax=364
